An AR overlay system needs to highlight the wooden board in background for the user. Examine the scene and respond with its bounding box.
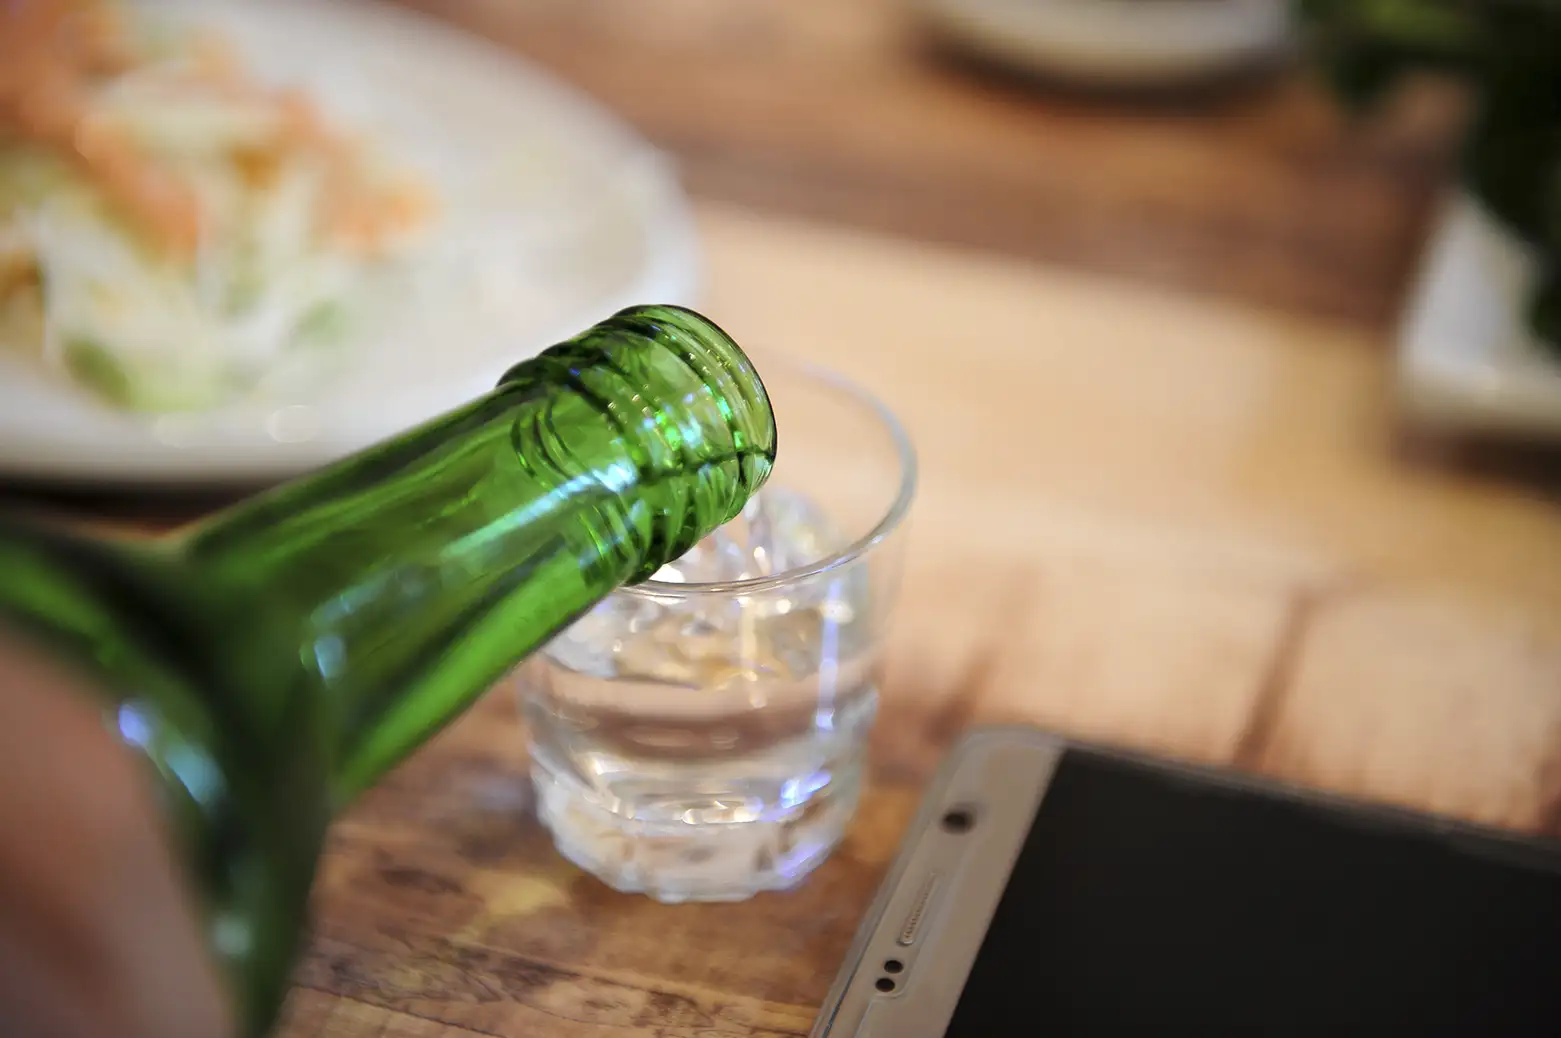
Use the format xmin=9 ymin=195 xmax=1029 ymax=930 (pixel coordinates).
xmin=394 ymin=0 xmax=1466 ymax=327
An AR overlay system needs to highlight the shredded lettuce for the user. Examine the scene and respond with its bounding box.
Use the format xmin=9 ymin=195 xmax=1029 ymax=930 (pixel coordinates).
xmin=61 ymin=336 xmax=135 ymax=407
xmin=0 ymin=35 xmax=426 ymax=413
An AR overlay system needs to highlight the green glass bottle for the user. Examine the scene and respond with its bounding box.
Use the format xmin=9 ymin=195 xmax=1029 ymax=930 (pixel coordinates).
xmin=0 ymin=305 xmax=776 ymax=1037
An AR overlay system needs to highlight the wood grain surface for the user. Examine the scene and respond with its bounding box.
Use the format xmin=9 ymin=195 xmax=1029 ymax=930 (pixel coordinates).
xmin=269 ymin=202 xmax=1561 ymax=1037
xmin=1 ymin=4 xmax=1551 ymax=1034
xmin=390 ymin=0 xmax=1466 ymax=327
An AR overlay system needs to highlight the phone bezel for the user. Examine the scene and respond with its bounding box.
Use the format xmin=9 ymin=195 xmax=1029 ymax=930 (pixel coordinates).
xmin=811 ymin=724 xmax=1561 ymax=1038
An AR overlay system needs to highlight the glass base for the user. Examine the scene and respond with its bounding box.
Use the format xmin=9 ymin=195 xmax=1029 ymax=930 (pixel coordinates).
xmin=530 ymin=761 xmax=862 ymax=903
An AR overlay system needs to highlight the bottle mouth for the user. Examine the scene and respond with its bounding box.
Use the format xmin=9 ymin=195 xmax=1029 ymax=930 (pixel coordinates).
xmin=501 ymin=303 xmax=780 ymax=584
xmin=609 ymin=305 xmax=778 ymax=580
xmin=621 ymin=355 xmax=916 ymax=599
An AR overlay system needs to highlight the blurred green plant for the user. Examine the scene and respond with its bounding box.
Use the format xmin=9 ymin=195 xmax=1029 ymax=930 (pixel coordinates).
xmin=1297 ymin=0 xmax=1560 ymax=351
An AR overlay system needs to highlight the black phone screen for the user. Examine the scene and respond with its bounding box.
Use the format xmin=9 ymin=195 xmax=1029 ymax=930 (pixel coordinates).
xmin=944 ymin=749 xmax=1561 ymax=1037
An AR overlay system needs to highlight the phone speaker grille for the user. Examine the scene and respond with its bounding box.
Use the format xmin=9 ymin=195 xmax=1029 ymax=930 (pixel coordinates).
xmin=897 ymin=873 xmax=940 ymax=946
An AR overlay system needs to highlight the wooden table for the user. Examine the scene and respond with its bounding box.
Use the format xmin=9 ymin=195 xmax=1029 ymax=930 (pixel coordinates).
xmin=274 ymin=186 xmax=1561 ymax=1036
xmin=396 ymin=0 xmax=1464 ymax=328
xmin=271 ymin=198 xmax=1561 ymax=1037
xmin=13 ymin=3 xmax=1561 ymax=1036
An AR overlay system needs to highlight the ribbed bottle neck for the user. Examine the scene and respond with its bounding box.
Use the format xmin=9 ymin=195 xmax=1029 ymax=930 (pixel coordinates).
xmin=497 ymin=304 xmax=776 ymax=580
xmin=176 ymin=304 xmax=776 ymax=797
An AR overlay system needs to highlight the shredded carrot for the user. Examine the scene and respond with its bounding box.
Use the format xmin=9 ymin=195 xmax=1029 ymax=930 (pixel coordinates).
xmin=1 ymin=1 xmax=201 ymax=255
xmin=0 ymin=0 xmax=430 ymax=261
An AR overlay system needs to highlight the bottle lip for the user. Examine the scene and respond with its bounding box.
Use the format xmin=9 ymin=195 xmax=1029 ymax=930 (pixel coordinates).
xmin=619 ymin=356 xmax=918 ymax=598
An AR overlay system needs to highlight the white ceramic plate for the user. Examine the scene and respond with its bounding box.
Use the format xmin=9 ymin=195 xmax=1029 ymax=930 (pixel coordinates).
xmin=1398 ymin=192 xmax=1561 ymax=441
xmin=0 ymin=0 xmax=700 ymax=485
xmin=912 ymin=0 xmax=1292 ymax=88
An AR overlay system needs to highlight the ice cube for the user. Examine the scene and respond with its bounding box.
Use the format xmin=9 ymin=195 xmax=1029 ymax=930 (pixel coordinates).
xmin=547 ymin=487 xmax=865 ymax=684
xmin=651 ymin=523 xmax=756 ymax=583
xmin=651 ymin=488 xmax=841 ymax=585
xmin=745 ymin=488 xmax=841 ymax=574
xmin=545 ymin=594 xmax=664 ymax=677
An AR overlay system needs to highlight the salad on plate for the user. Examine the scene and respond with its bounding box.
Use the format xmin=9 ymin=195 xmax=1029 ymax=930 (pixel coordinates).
xmin=0 ymin=0 xmax=436 ymax=413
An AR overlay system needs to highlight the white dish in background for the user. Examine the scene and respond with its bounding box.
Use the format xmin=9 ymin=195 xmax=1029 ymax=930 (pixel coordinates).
xmin=1398 ymin=192 xmax=1561 ymax=441
xmin=912 ymin=0 xmax=1292 ymax=88
xmin=0 ymin=0 xmax=699 ymax=485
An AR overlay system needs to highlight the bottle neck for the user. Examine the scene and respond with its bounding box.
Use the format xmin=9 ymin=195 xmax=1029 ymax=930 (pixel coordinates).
xmin=179 ymin=383 xmax=630 ymax=802
xmin=180 ymin=305 xmax=775 ymax=803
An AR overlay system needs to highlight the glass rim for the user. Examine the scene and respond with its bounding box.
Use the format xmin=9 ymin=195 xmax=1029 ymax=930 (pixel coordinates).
xmin=622 ymin=354 xmax=917 ymax=599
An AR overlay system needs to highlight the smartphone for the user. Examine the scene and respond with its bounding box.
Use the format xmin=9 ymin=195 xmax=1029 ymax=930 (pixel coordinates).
xmin=813 ymin=726 xmax=1561 ymax=1037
